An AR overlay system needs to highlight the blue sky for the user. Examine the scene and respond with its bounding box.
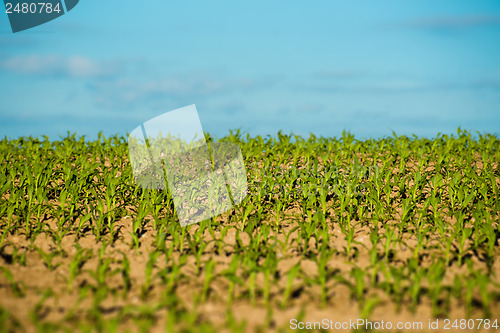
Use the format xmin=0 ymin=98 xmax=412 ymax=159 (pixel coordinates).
xmin=1 ymin=0 xmax=500 ymax=140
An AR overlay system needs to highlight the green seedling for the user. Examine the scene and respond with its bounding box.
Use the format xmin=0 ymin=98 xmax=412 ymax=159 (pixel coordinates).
xmin=201 ymin=258 xmax=216 ymax=303
xmin=67 ymin=246 xmax=92 ymax=291
xmin=35 ymin=247 xmax=62 ymax=271
xmin=141 ymin=251 xmax=159 ymax=300
xmin=0 ymin=266 xmax=25 ymax=297
xmin=281 ymin=263 xmax=300 ymax=308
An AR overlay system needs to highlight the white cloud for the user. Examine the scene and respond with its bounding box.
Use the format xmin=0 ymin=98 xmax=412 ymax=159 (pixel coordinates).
xmin=89 ymin=74 xmax=277 ymax=109
xmin=0 ymin=54 xmax=122 ymax=78
xmin=90 ymin=76 xmax=227 ymax=108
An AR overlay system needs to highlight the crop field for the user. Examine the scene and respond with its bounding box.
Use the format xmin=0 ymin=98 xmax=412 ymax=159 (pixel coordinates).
xmin=0 ymin=129 xmax=499 ymax=332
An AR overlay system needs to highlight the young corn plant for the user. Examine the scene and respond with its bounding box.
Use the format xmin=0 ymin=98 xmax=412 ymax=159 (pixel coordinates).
xmin=280 ymin=263 xmax=300 ymax=309
xmin=67 ymin=246 xmax=93 ymax=291
xmin=141 ymin=251 xmax=159 ymax=300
